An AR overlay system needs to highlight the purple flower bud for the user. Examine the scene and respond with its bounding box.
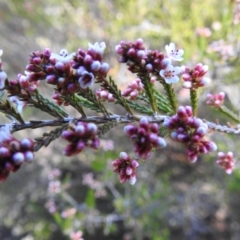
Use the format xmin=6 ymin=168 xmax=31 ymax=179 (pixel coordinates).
xmin=43 ymin=48 xmax=51 ymax=58
xmin=196 ymin=126 xmax=208 ymax=136
xmin=177 ymin=106 xmax=187 ymax=118
xmin=24 ymin=151 xmax=34 ymax=163
xmin=188 ymin=154 xmax=198 ymax=163
xmin=0 ymin=146 xmax=11 ymax=157
xmin=206 ymin=141 xmax=217 ymax=152
xmin=67 ymin=83 xmax=77 ymax=93
xmin=185 ymin=106 xmax=193 ymax=116
xmin=126 ymin=166 xmax=133 ymax=175
xmin=33 ymin=57 xmax=41 ymax=65
xmin=129 ymin=176 xmax=137 ymax=185
xmin=127 ymin=48 xmax=136 ymax=57
xmin=99 ymin=62 xmax=110 ymax=75
xmin=177 ymin=133 xmax=188 ymax=142
xmin=84 ymin=55 xmax=93 ymax=65
xmin=12 ymin=152 xmax=25 ymax=165
xmin=139 ymin=117 xmax=149 ymax=128
xmin=124 ymin=125 xmax=137 ymax=135
xmin=58 ymin=77 xmax=67 ymax=86
xmin=76 ymin=66 xmax=86 ymax=76
xmin=135 ymin=38 xmax=144 ymax=48
xmin=120 ymin=152 xmax=128 ymax=159
xmin=21 ymin=138 xmax=33 ymax=150
xmin=5 ymin=162 xmax=13 ymax=171
xmin=77 ymin=141 xmax=86 ymax=151
xmin=49 ymin=56 xmax=57 ymax=65
xmin=10 ymin=141 xmax=21 ymax=152
xmin=91 ymin=138 xmax=100 ymax=149
xmin=46 ymin=75 xmax=57 ymax=84
xmin=137 ymin=50 xmax=145 ymax=58
xmin=161 ymin=58 xmax=171 ymax=67
xmin=171 ymin=132 xmax=178 ymax=140
xmin=87 ymin=123 xmax=98 ymax=134
xmin=75 ymin=125 xmax=85 ymax=135
xmin=26 ymin=64 xmax=35 ymax=71
xmin=91 ymin=61 xmax=101 ymax=71
xmin=120 ymin=174 xmax=127 ymax=183
xmin=55 ymin=62 xmax=64 ymax=71
xmin=115 ymin=45 xmax=123 ymax=54
xmin=157 ymin=137 xmax=167 ymax=148
xmin=150 ymin=123 xmax=159 ymax=133
xmin=61 ymin=131 xmax=75 ymax=141
xmin=146 ymin=63 xmax=153 ymax=72
xmin=131 ymin=160 xmax=139 ymax=168
xmin=182 ymin=73 xmax=191 ymax=81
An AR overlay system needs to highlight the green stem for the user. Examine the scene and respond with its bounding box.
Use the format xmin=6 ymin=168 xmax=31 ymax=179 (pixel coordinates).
xmin=190 ymin=89 xmax=198 ymax=116
xmin=143 ymin=76 xmax=158 ymax=113
xmin=163 ymin=83 xmax=178 ymax=113
xmin=219 ymin=105 xmax=240 ymax=123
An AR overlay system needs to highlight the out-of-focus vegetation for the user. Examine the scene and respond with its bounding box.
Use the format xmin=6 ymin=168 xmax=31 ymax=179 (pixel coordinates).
xmin=1 ymin=0 xmax=240 ymax=239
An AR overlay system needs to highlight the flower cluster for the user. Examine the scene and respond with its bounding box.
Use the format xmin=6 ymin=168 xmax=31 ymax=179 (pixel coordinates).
xmin=0 ymin=39 xmax=237 ymax=184
xmin=163 ymin=106 xmax=217 ymax=162
xmin=6 ymin=43 xmax=109 ymax=107
xmin=124 ymin=117 xmax=167 ymax=159
xmin=61 ymin=121 xmax=100 ymax=157
xmin=122 ymin=78 xmax=144 ymax=100
xmin=216 ymin=152 xmax=235 ymax=174
xmin=96 ymin=88 xmax=114 ymax=102
xmin=206 ymin=92 xmax=225 ymax=107
xmin=72 ymin=42 xmax=110 ymax=89
xmin=0 ymin=125 xmax=34 ymax=181
xmin=159 ymin=42 xmax=183 ymax=84
xmin=116 ymin=40 xmax=183 ymax=84
xmin=181 ymin=63 xmax=210 ymax=89
xmin=112 ymin=152 xmax=139 ymax=185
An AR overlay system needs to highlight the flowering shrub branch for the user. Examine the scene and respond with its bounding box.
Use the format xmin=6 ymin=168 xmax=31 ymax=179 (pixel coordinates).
xmin=0 ymin=39 xmax=238 ymax=183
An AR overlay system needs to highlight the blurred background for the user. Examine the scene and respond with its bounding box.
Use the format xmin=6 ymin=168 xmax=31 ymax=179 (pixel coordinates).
xmin=1 ymin=0 xmax=240 ymax=239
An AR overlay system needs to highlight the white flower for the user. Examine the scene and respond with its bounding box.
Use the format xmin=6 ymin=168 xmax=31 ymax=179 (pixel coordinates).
xmin=159 ymin=65 xmax=181 ymax=84
xmin=88 ymin=42 xmax=106 ymax=55
xmin=0 ymin=70 xmax=7 ymax=89
xmin=0 ymin=49 xmax=3 ymax=57
xmin=165 ymin=43 xmax=184 ymax=61
xmin=51 ymin=49 xmax=75 ymax=63
xmin=78 ymin=71 xmax=95 ymax=89
xmin=9 ymin=96 xmax=26 ymax=113
xmin=0 ymin=124 xmax=12 ymax=142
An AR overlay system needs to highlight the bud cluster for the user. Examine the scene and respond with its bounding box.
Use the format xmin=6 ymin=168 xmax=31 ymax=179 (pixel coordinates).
xmin=0 ymin=125 xmax=34 ymax=181
xmin=112 ymin=152 xmax=139 ymax=185
xmin=181 ymin=63 xmax=210 ymax=89
xmin=115 ymin=39 xmax=170 ymax=75
xmin=216 ymin=152 xmax=235 ymax=174
xmin=163 ymin=106 xmax=217 ymax=162
xmin=122 ymin=78 xmax=144 ymax=100
xmin=124 ymin=117 xmax=167 ymax=159
xmin=206 ymin=92 xmax=225 ymax=107
xmin=61 ymin=122 xmax=100 ymax=157
xmin=96 ymin=88 xmax=114 ymax=102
